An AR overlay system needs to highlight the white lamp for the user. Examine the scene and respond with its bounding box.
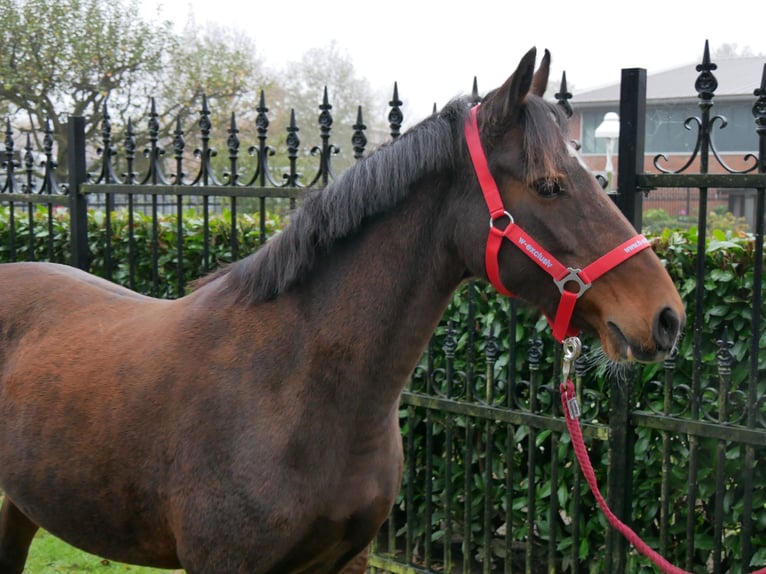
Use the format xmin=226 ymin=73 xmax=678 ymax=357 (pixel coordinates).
xmin=595 ymin=112 xmax=620 ymax=191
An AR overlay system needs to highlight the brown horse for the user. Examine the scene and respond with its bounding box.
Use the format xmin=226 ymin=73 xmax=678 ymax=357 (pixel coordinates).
xmin=0 ymin=48 xmax=684 ymax=573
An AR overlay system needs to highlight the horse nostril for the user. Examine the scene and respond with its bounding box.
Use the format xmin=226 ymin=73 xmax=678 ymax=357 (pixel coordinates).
xmin=653 ymin=307 xmax=682 ymax=351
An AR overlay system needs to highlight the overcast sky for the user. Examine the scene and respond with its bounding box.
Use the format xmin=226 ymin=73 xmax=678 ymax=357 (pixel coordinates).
xmin=140 ymin=0 xmax=766 ymax=123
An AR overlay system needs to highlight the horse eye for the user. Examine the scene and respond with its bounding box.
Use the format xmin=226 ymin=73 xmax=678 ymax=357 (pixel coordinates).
xmin=533 ymin=177 xmax=563 ymax=198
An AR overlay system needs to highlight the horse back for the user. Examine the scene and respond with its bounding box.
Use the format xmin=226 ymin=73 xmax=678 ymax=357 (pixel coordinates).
xmin=0 ymin=261 xmax=151 ymax=337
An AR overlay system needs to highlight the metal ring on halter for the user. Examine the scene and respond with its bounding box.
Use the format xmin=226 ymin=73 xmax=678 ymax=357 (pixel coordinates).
xmin=489 ymin=210 xmax=514 ymax=229
xmin=553 ymin=267 xmax=592 ymax=298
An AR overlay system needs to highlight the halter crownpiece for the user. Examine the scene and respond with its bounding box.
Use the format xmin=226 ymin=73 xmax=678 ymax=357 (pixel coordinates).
xmin=464 ymin=104 xmax=651 ymax=342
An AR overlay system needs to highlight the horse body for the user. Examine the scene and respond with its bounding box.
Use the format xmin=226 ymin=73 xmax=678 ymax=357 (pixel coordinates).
xmin=0 ymin=265 xmax=404 ymax=571
xmin=0 ymin=48 xmax=685 ymax=573
xmin=0 ymin=183 xmax=459 ymax=572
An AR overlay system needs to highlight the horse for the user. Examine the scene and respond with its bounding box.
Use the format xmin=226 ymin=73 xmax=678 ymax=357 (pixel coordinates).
xmin=0 ymin=47 xmax=684 ymax=574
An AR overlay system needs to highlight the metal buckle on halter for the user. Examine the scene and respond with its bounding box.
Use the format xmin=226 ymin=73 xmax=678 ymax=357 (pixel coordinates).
xmin=489 ymin=210 xmax=514 ymax=229
xmin=553 ymin=267 xmax=591 ymax=298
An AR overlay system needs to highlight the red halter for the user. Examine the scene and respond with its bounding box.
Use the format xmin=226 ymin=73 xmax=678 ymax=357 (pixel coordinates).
xmin=464 ymin=105 xmax=651 ymax=342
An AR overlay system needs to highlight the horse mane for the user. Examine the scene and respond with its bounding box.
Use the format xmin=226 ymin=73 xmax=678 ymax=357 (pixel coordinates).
xmin=197 ymin=92 xmax=566 ymax=304
xmin=199 ymin=97 xmax=471 ymax=304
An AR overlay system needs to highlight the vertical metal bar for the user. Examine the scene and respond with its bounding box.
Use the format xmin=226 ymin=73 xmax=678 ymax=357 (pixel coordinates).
xmin=525 ymin=339 xmax=541 ymax=574
xmin=463 ymin=414 xmax=474 ymax=574
xmin=615 ymin=68 xmax=647 ymax=230
xmin=466 ymin=281 xmax=476 ymax=402
xmin=483 ymin=333 xmax=497 ymax=574
xmin=8 ymin=201 xmax=17 ymax=261
xmin=502 ymin=299 xmax=516 ymax=574
xmin=176 ymin=194 xmax=184 ymax=297
xmin=548 ymin=431 xmax=559 ymax=573
xmin=685 ymin=47 xmax=717 ymax=570
xmin=387 ymin=503 xmax=396 ymax=558
xmin=67 ymin=116 xmax=89 ymax=271
xmin=505 ymin=423 xmax=514 ymax=574
xmin=39 ymin=119 xmax=59 ymax=262
xmin=256 ymin=91 xmax=272 ymax=243
xmin=406 ymin=404 xmax=416 ymax=564
xmin=683 ymin=435 xmax=699 ymax=573
xmin=713 ymin=331 xmax=733 ymax=573
xmin=123 ymin=114 xmax=136 ymax=289
xmin=443 ymin=325 xmax=456 ymax=573
xmin=463 ymin=281 xmax=476 ymax=574
xmin=3 ymin=119 xmax=19 ymax=262
xmin=260 ymin=197 xmax=267 ymax=244
xmin=104 ymin=205 xmax=113 ymax=281
xmin=743 ymin=66 xmax=766 ymax=568
xmin=424 ymin=341 xmax=434 ymax=570
xmin=46 ymin=204 xmax=54 ymax=262
xmin=230 ymin=196 xmax=239 ymax=261
xmin=151 ymin=194 xmax=159 ymax=297
xmin=26 ymin=201 xmax=34 ymax=260
xmin=505 ymin=299 xmax=517 ymax=574
xmin=660 ymin=352 xmax=677 ymax=558
xmin=605 ymin=363 xmax=635 ymax=573
xmin=128 ymin=194 xmax=136 ymax=291
xmin=550 ymin=340 xmax=562 ymax=572
xmin=203 ymin=196 xmax=210 ymax=273
xmin=23 ymin=133 xmax=36 ymax=261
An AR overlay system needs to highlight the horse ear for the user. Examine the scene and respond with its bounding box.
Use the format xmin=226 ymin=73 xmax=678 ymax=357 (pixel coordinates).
xmin=530 ymin=49 xmax=551 ymax=96
xmin=479 ymin=47 xmax=537 ymax=128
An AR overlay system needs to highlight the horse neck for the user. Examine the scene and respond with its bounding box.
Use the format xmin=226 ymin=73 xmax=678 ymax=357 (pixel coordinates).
xmin=288 ymin=183 xmax=465 ymax=417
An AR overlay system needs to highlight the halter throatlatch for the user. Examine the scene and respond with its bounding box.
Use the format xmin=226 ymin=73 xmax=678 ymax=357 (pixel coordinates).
xmin=464 ymin=105 xmax=651 ymax=342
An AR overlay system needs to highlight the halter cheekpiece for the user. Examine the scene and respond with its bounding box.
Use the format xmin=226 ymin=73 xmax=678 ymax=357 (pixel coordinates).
xmin=464 ymin=104 xmax=651 ymax=342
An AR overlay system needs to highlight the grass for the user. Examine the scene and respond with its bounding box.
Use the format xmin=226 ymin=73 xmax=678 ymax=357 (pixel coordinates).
xmin=22 ymin=530 xmax=180 ymax=574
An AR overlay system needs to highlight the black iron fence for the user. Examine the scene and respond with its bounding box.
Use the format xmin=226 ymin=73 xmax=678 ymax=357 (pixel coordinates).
xmin=610 ymin=49 xmax=766 ymax=573
xmin=1 ymin=45 xmax=765 ymax=574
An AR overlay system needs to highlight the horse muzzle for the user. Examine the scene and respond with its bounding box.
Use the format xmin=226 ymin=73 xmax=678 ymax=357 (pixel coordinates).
xmin=606 ymin=305 xmax=685 ymax=363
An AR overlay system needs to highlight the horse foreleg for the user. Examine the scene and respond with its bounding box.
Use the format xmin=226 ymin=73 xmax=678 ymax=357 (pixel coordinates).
xmin=0 ymin=497 xmax=39 ymax=574
xmin=338 ymin=545 xmax=369 ymax=574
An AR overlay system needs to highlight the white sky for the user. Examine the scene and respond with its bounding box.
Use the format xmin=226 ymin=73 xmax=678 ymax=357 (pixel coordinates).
xmin=141 ymin=0 xmax=766 ymax=123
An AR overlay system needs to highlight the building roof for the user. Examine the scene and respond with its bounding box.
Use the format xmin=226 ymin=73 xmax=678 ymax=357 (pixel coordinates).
xmin=573 ymin=56 xmax=766 ymax=104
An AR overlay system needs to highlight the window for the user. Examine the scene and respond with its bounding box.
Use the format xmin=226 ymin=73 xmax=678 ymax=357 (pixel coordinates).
xmin=580 ymin=103 xmax=758 ymax=155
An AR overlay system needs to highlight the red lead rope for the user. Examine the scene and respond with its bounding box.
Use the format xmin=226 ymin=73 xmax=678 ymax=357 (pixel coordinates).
xmin=560 ymin=377 xmax=690 ymax=574
xmin=560 ymin=339 xmax=766 ymax=574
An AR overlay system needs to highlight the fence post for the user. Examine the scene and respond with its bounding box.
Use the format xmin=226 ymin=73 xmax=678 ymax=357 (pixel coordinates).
xmin=615 ymin=68 xmax=647 ymax=231
xmin=604 ymin=367 xmax=636 ymax=572
xmin=603 ymin=68 xmax=648 ymax=572
xmin=67 ymin=116 xmax=89 ymax=271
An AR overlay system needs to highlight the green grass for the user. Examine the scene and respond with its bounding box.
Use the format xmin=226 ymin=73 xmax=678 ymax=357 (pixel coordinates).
xmin=23 ymin=530 xmax=180 ymax=574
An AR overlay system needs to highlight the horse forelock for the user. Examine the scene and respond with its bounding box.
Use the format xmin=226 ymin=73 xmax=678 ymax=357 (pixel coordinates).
xmin=213 ymin=98 xmax=471 ymax=304
xmin=519 ymin=96 xmax=570 ymax=184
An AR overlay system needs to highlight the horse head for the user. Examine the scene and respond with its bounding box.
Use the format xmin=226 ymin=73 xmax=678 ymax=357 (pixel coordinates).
xmin=455 ymin=47 xmax=685 ymax=362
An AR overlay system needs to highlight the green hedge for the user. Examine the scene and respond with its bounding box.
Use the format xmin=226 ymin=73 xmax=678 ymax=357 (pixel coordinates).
xmin=1 ymin=205 xmax=764 ymax=571
xmin=0 ymin=205 xmax=284 ymax=297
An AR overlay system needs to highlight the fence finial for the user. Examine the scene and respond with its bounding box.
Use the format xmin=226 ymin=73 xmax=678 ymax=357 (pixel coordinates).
xmin=555 ymin=71 xmax=573 ymax=118
xmin=388 ymin=82 xmax=403 ymax=140
xmin=352 ymin=106 xmax=367 ymax=161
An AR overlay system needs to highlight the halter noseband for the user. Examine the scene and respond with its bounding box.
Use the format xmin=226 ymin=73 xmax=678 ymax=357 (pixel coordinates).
xmin=464 ymin=105 xmax=651 ymax=342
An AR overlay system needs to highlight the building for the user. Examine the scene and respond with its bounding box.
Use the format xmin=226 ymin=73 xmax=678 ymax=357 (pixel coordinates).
xmin=570 ymin=56 xmax=765 ymax=226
